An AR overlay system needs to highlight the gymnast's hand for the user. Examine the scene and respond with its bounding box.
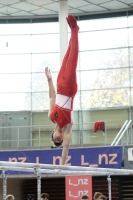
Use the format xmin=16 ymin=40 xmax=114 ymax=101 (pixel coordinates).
xmin=45 ymin=67 xmax=52 ymax=81
xmin=55 ymin=168 xmax=62 ymax=174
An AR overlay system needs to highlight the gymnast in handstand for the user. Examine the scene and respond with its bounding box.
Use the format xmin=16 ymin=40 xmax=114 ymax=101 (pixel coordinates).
xmin=45 ymin=14 xmax=79 ymax=166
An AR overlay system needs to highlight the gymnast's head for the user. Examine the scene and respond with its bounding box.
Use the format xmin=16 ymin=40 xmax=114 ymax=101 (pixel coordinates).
xmin=51 ymin=125 xmax=63 ymax=147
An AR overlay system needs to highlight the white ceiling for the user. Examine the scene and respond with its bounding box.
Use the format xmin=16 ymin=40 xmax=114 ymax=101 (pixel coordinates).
xmin=0 ymin=0 xmax=132 ymax=18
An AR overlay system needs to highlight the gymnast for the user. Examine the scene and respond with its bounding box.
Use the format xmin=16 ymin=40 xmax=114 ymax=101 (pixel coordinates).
xmin=45 ymin=14 xmax=79 ymax=166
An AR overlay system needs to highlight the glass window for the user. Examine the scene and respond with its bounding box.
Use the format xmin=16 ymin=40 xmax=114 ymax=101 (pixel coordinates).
xmin=73 ymin=91 xmax=80 ymax=110
xmin=130 ymin=48 xmax=133 ymax=66
xmin=79 ymin=29 xmax=128 ymax=50
xmin=80 ymin=48 xmax=129 ymax=70
xmin=81 ymin=89 xmax=130 ymax=109
xmin=129 ymin=28 xmax=133 ymax=46
xmin=0 ymin=74 xmax=31 ymax=92
xmin=32 ymin=92 xmax=49 ymax=110
xmin=0 ymin=35 xmax=31 ymax=53
xmin=79 ymin=17 xmax=127 ymax=31
xmin=0 ymin=23 xmax=31 ymax=34
xmin=32 ymin=22 xmax=59 ymax=34
xmin=130 ymin=68 xmax=133 ymax=86
xmin=32 ymin=91 xmax=80 ymax=111
xmin=128 ymin=16 xmax=133 ymax=27
xmin=31 ymin=34 xmax=59 ymax=53
xmin=0 ymin=93 xmax=31 ymax=111
xmin=131 ymin=88 xmax=133 ymax=105
xmin=0 ymin=15 xmax=132 ymax=111
xmin=32 ymin=53 xmax=59 ymax=72
xmin=32 ymin=71 xmax=79 ymax=93
xmin=80 ymin=68 xmax=129 ymax=90
xmin=0 ymin=54 xmax=31 ymax=73
xmin=32 ymin=72 xmax=57 ymax=92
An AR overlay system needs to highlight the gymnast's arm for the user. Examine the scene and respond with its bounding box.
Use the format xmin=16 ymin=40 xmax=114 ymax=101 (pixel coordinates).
xmin=45 ymin=67 xmax=56 ymax=117
xmin=60 ymin=123 xmax=72 ymax=165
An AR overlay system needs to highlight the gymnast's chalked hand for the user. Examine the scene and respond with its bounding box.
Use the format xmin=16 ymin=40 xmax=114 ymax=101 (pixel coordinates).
xmin=45 ymin=67 xmax=52 ymax=81
xmin=55 ymin=168 xmax=62 ymax=174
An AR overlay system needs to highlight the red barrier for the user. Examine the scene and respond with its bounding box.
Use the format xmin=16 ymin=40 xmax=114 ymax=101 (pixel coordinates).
xmin=65 ymin=175 xmax=92 ymax=200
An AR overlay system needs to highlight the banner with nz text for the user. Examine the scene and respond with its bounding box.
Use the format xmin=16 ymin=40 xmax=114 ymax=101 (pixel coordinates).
xmin=0 ymin=146 xmax=122 ymax=174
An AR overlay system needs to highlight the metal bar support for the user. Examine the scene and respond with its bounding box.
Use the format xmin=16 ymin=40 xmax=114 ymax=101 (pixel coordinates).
xmin=34 ymin=168 xmax=41 ymax=200
xmin=2 ymin=170 xmax=7 ymax=200
xmin=107 ymin=175 xmax=111 ymax=200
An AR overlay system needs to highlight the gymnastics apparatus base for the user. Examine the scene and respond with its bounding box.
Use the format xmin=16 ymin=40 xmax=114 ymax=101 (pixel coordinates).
xmin=0 ymin=161 xmax=133 ymax=200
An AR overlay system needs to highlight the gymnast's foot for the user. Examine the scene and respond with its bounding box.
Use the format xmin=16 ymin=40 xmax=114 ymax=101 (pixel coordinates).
xmin=68 ymin=15 xmax=79 ymax=29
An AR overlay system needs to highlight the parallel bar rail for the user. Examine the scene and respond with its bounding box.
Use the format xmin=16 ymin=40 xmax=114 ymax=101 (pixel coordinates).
xmin=0 ymin=161 xmax=133 ymax=175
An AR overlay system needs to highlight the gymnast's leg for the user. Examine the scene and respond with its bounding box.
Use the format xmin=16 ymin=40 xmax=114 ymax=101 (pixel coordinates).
xmin=64 ymin=15 xmax=79 ymax=80
xmin=57 ymin=17 xmax=71 ymax=84
xmin=57 ymin=15 xmax=79 ymax=96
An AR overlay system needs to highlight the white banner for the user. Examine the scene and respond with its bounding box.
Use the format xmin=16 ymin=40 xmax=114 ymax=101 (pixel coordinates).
xmin=124 ymin=146 xmax=133 ymax=169
xmin=128 ymin=148 xmax=133 ymax=161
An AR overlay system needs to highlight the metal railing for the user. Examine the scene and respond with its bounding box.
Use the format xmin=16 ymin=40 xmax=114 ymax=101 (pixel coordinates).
xmin=111 ymin=120 xmax=132 ymax=146
xmin=1 ymin=120 xmax=132 ymax=150
xmin=0 ymin=122 xmax=107 ymax=149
